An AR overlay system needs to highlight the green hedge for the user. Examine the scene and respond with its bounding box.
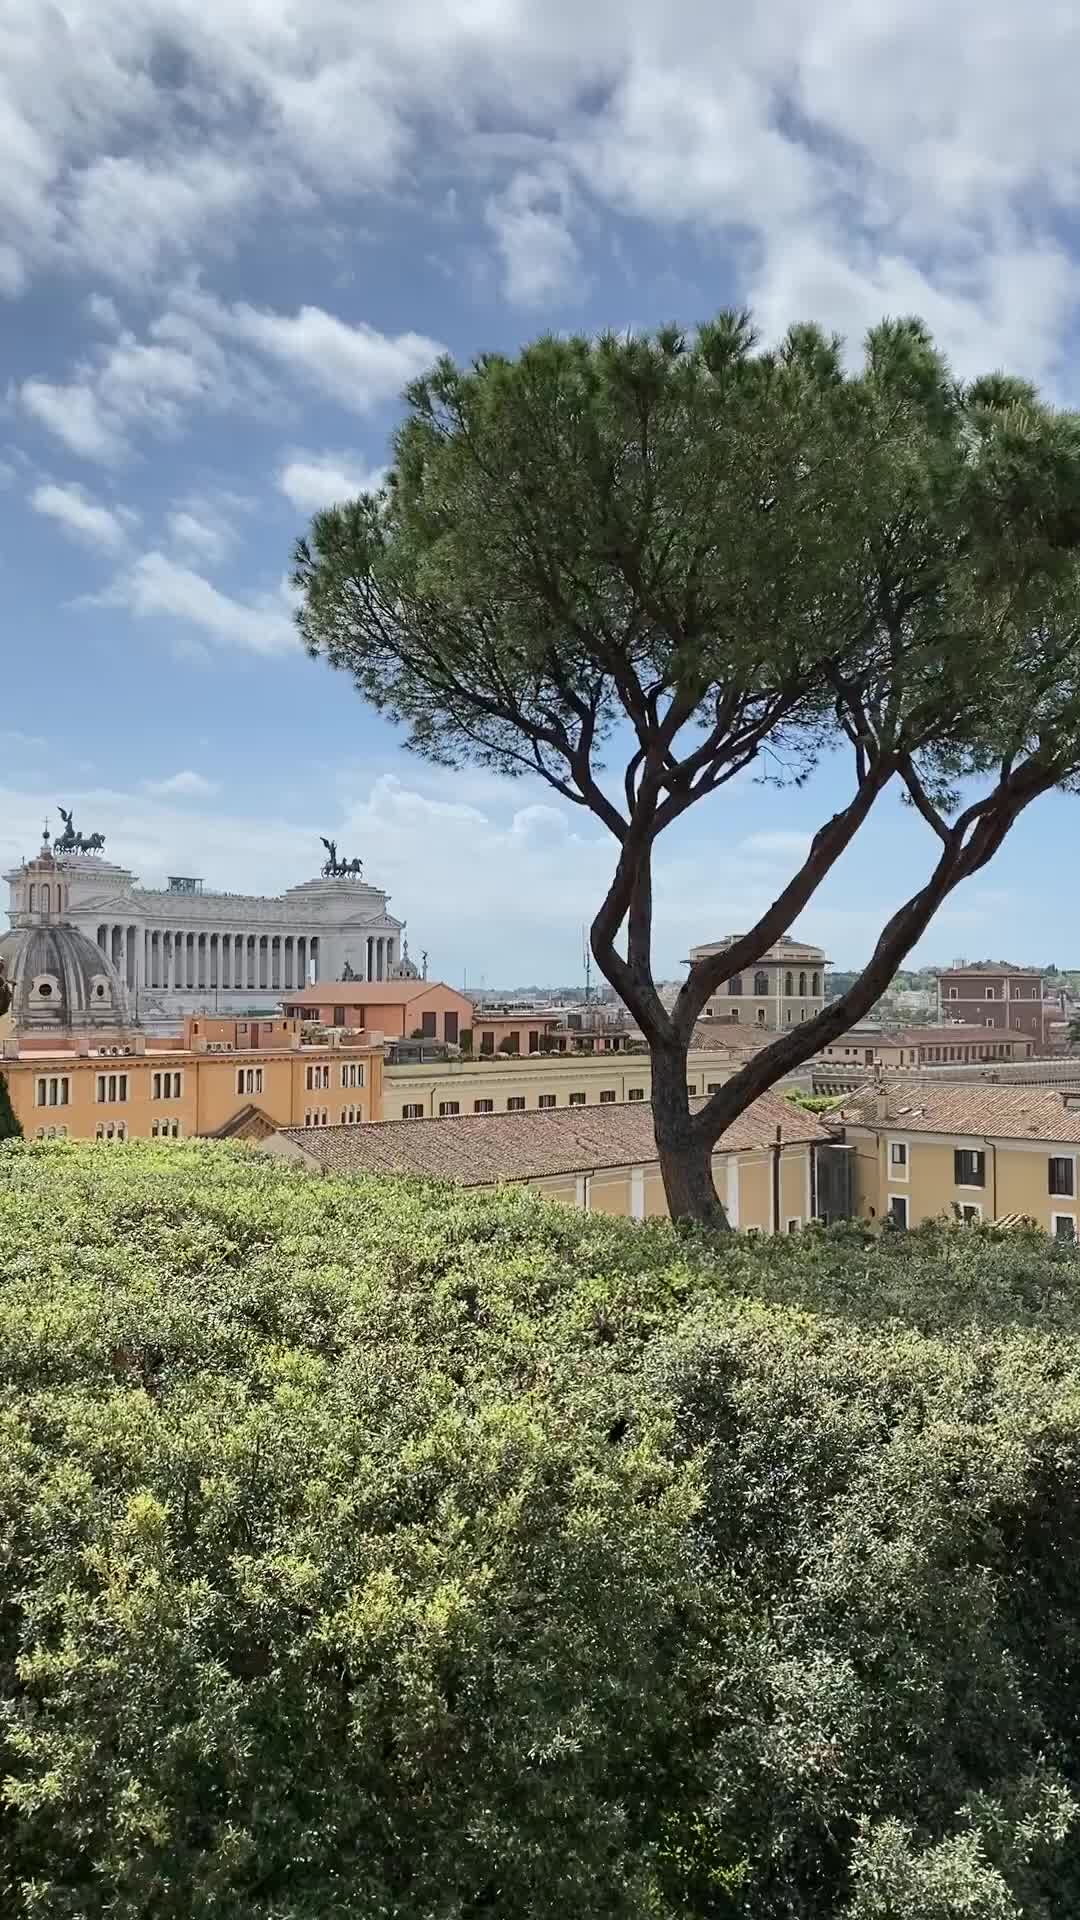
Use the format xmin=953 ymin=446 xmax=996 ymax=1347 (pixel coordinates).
xmin=3 ymin=1140 xmax=1080 ymax=1917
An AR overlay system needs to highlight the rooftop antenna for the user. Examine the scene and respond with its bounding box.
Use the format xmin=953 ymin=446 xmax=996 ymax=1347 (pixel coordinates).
xmin=582 ymin=926 xmax=592 ymax=1005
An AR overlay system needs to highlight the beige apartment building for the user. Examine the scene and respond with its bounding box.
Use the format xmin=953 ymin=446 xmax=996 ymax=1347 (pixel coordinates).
xmin=264 ymin=1091 xmax=830 ymax=1230
xmin=382 ymin=1021 xmax=767 ymax=1119
xmin=842 ymin=1082 xmax=1080 ymax=1240
xmin=819 ymin=1024 xmax=1036 ymax=1069
xmin=687 ymin=935 xmax=828 ymax=1029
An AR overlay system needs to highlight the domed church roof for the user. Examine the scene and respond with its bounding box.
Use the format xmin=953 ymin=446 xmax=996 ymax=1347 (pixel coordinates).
xmin=0 ymin=921 xmax=130 ymax=1032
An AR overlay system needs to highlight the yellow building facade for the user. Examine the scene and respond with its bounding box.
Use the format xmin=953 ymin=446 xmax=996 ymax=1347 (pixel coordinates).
xmin=842 ymin=1084 xmax=1080 ymax=1240
xmin=5 ymin=1031 xmax=383 ymax=1143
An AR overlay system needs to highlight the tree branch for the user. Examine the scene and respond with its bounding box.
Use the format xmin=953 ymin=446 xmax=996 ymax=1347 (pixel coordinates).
xmin=690 ymin=756 xmax=1063 ymax=1143
xmin=668 ymin=755 xmax=898 ymax=1040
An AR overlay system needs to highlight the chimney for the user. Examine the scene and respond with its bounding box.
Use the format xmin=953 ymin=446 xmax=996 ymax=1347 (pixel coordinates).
xmin=874 ymin=1087 xmax=889 ymax=1123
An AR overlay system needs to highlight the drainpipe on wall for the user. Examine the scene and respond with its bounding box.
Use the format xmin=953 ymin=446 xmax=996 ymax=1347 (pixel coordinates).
xmin=772 ymin=1125 xmax=782 ymax=1235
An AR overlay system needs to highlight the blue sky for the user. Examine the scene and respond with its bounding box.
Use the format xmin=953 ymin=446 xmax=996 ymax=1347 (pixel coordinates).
xmin=3 ymin=1 xmax=1080 ymax=985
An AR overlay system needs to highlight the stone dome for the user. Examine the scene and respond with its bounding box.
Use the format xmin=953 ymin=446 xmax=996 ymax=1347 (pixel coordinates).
xmin=0 ymin=921 xmax=131 ymax=1033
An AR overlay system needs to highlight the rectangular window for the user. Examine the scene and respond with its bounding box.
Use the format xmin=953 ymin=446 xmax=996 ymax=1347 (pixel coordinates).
xmin=438 ymin=1100 xmax=460 ymax=1116
xmin=235 ymin=1067 xmax=263 ymax=1096
xmin=888 ymin=1194 xmax=909 ymax=1228
xmin=599 ymin=1090 xmax=616 ymax=1104
xmin=957 ymin=1202 xmax=982 ymax=1224
xmin=507 ymin=1096 xmax=526 ymax=1111
xmin=340 ymin=1106 xmax=363 ymax=1125
xmin=1050 ymin=1158 xmax=1076 ymax=1197
xmin=402 ymin=1103 xmax=424 ymax=1119
xmin=569 ymin=1092 xmax=586 ymax=1105
xmin=473 ymin=1098 xmax=494 ymax=1113
xmin=151 ymin=1071 xmax=183 ymax=1100
xmin=445 ymin=1011 xmax=459 ymax=1045
xmin=332 ymin=1005 xmax=347 ymax=1026
xmin=421 ymin=1011 xmax=437 ymax=1038
xmin=889 ymin=1140 xmax=908 ymax=1171
xmin=954 ymin=1148 xmax=985 ymax=1188
xmin=95 ymin=1073 xmax=129 ymax=1104
xmin=538 ymin=1093 xmax=556 ymax=1109
xmin=36 ymin=1076 xmax=71 ymax=1108
xmin=1053 ymin=1213 xmax=1077 ymax=1243
xmin=628 ymin=1087 xmax=645 ymax=1101
xmin=480 ymin=1031 xmax=494 ymax=1056
xmin=686 ymin=1081 xmax=697 ymax=1096
xmin=340 ymin=1062 xmax=364 ymax=1089
xmin=786 ymin=1218 xmax=801 ymax=1233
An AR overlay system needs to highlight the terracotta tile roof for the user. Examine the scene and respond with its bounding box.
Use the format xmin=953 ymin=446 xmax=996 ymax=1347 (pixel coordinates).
xmin=282 ymin=981 xmax=470 ymax=1006
xmin=840 ymin=1080 xmax=1080 ymax=1143
xmin=872 ymin=1025 xmax=1036 ymax=1047
xmin=275 ymin=1090 xmax=829 ymax=1185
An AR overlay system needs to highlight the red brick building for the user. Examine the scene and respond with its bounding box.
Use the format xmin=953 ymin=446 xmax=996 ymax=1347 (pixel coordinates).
xmin=935 ymin=965 xmax=1045 ymax=1044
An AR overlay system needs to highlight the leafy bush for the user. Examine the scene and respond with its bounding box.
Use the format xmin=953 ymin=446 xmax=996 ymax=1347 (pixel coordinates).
xmin=4 ymin=1145 xmax=1080 ymax=1916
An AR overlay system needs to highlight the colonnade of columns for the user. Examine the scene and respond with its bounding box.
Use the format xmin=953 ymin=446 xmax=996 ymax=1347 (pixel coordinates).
xmin=93 ymin=925 xmax=325 ymax=993
xmin=365 ymin=935 xmax=395 ymax=982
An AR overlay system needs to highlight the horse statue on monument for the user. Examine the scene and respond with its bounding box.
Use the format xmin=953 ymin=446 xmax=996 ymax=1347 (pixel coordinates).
xmin=55 ymin=807 xmax=106 ymax=855
xmin=320 ymin=837 xmax=362 ymax=878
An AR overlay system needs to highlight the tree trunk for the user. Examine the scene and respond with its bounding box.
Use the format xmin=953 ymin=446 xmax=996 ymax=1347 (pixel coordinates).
xmin=650 ymin=1043 xmax=730 ymax=1229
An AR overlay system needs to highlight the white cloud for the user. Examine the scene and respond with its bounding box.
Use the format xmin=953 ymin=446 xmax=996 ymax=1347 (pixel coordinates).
xmin=20 ymin=293 xmax=434 ymax=464
xmin=485 ymin=168 xmax=583 ymax=306
xmin=740 ymin=830 xmax=814 ymax=861
xmin=143 ymin=770 xmax=220 ymax=798
xmin=1 ymin=1 xmax=1080 ymax=404
xmin=165 ymin=508 xmax=233 ymax=565
xmin=277 ymin=450 xmax=385 ymax=513
xmin=22 ymin=379 xmax=123 ymax=462
xmin=62 ymin=148 xmax=263 ymax=287
xmin=29 ymin=481 xmax=131 ymax=552
xmin=92 ymin=551 xmax=298 ymax=656
xmin=85 ymin=292 xmax=120 ymax=328
xmin=195 ymin=293 xmax=443 ymax=412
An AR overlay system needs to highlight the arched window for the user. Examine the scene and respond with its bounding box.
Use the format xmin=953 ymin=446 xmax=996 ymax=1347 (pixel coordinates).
xmin=753 ymin=970 xmax=769 ymax=997
xmin=728 ymin=974 xmax=743 ymax=996
xmin=41 ymin=884 xmax=50 ymax=914
xmin=28 ymin=884 xmax=36 ymax=911
xmin=798 ymin=971 xmax=807 ymax=996
xmin=811 ymin=971 xmax=820 ymax=995
xmin=785 ymin=971 xmax=793 ymax=995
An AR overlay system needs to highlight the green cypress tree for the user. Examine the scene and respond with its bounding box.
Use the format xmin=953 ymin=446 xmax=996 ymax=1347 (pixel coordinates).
xmin=0 ymin=1071 xmax=22 ymax=1141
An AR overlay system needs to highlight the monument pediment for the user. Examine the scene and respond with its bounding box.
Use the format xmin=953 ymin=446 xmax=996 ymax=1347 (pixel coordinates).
xmin=70 ymin=891 xmax=145 ymax=915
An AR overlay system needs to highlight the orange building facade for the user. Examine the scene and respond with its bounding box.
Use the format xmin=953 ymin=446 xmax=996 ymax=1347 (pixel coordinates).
xmin=281 ymin=980 xmax=473 ymax=1042
xmin=4 ymin=1017 xmax=383 ymax=1143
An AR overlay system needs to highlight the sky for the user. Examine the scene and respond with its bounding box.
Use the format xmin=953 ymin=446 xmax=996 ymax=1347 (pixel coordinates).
xmin=3 ymin=1 xmax=1080 ymax=986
